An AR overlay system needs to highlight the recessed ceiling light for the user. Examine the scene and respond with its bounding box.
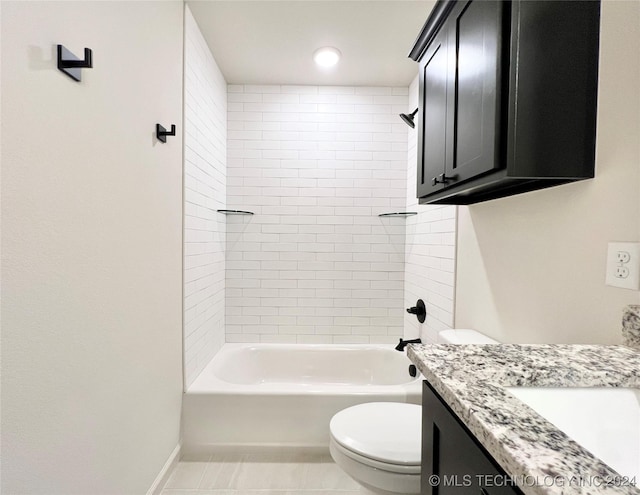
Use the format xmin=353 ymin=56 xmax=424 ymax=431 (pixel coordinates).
xmin=313 ymin=47 xmax=341 ymax=68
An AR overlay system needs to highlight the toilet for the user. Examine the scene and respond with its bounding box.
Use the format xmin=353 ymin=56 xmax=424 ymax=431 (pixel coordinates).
xmin=330 ymin=401 xmax=422 ymax=495
xmin=329 ymin=329 xmax=498 ymax=495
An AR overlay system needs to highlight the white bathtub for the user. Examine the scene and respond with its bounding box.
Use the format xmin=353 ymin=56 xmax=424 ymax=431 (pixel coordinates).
xmin=182 ymin=343 xmax=422 ymax=455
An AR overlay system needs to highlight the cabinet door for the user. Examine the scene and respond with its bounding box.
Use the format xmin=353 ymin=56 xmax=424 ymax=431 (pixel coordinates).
xmin=444 ymin=0 xmax=504 ymax=185
xmin=422 ymin=382 xmax=522 ymax=495
xmin=417 ymin=26 xmax=450 ymax=198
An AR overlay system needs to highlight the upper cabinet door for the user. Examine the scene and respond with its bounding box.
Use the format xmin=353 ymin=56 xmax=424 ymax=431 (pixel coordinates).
xmin=417 ymin=27 xmax=450 ymax=198
xmin=410 ymin=0 xmax=599 ymax=204
xmin=445 ymin=0 xmax=504 ymax=185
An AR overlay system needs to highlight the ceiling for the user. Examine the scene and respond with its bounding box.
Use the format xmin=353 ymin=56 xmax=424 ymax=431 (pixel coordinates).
xmin=186 ymin=0 xmax=436 ymax=87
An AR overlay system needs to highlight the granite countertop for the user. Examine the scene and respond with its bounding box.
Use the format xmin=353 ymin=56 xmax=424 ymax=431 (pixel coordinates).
xmin=407 ymin=342 xmax=640 ymax=495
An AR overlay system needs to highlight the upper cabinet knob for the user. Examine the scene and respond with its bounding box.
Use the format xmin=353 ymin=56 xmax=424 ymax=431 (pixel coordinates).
xmin=432 ymin=174 xmax=452 ymax=186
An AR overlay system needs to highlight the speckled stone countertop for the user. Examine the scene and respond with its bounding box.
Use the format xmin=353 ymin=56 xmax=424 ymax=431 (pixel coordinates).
xmin=623 ymin=305 xmax=640 ymax=349
xmin=407 ymin=342 xmax=640 ymax=495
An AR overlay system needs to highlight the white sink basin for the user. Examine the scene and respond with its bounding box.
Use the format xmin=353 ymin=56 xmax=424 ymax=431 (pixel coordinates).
xmin=506 ymin=387 xmax=640 ymax=480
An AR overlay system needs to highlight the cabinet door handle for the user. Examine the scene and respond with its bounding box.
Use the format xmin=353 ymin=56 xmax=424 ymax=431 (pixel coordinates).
xmin=432 ymin=173 xmax=453 ymax=186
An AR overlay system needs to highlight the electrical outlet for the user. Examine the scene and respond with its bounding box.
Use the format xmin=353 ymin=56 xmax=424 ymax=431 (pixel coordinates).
xmin=606 ymin=242 xmax=640 ymax=290
xmin=617 ymin=251 xmax=631 ymax=263
xmin=615 ymin=266 xmax=630 ymax=279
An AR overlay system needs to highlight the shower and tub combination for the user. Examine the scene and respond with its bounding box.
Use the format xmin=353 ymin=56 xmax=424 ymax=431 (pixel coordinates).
xmin=181 ymin=328 xmax=500 ymax=495
xmin=181 ymin=342 xmax=422 ymax=455
xmin=180 ymin=292 xmax=498 ymax=495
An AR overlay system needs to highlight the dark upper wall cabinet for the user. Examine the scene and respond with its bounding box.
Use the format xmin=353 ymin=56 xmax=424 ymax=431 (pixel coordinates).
xmin=410 ymin=0 xmax=601 ymax=205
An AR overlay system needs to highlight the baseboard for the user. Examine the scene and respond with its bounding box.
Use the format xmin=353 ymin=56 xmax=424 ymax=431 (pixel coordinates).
xmin=181 ymin=443 xmax=329 ymax=461
xmin=147 ymin=442 xmax=181 ymax=495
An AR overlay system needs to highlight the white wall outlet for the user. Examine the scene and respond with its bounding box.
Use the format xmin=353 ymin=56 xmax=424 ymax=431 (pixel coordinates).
xmin=606 ymin=242 xmax=640 ymax=290
xmin=615 ymin=266 xmax=630 ymax=279
xmin=617 ymin=251 xmax=631 ymax=264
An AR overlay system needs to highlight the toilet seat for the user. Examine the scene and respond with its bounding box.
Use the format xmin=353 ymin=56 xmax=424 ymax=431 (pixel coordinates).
xmin=329 ymin=402 xmax=421 ymax=473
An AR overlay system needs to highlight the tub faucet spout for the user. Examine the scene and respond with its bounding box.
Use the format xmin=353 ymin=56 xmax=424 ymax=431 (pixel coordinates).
xmin=395 ymin=338 xmax=421 ymax=352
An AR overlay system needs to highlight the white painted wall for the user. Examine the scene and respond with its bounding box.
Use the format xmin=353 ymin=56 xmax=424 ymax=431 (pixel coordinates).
xmin=1 ymin=2 xmax=184 ymax=493
xmin=183 ymin=6 xmax=227 ymax=388
xmin=455 ymin=0 xmax=640 ymax=344
xmin=226 ymin=85 xmax=408 ymax=343
xmin=403 ymin=75 xmax=457 ymax=343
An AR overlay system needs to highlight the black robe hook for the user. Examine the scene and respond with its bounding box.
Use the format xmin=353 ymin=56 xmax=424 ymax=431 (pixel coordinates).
xmin=156 ymin=124 xmax=176 ymax=143
xmin=57 ymin=45 xmax=93 ymax=82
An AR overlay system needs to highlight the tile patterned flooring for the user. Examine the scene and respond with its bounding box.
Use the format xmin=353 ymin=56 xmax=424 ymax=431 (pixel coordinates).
xmin=161 ymin=451 xmax=363 ymax=494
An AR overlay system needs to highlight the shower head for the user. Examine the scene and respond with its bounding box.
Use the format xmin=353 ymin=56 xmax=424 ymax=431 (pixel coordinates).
xmin=399 ymin=108 xmax=418 ymax=128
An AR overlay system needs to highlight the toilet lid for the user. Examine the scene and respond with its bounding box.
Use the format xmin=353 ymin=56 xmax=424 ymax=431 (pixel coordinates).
xmin=330 ymin=402 xmax=421 ymax=466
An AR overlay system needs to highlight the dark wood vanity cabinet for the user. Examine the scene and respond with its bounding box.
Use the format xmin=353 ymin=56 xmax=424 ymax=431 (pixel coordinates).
xmin=410 ymin=0 xmax=601 ymax=205
xmin=421 ymin=381 xmax=523 ymax=495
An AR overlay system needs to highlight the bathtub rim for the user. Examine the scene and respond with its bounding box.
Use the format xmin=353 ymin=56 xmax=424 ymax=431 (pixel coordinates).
xmin=186 ymin=342 xmax=422 ymax=396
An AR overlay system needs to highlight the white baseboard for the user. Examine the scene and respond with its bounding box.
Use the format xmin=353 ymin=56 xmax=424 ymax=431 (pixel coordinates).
xmin=181 ymin=443 xmax=329 ymax=461
xmin=147 ymin=442 xmax=181 ymax=495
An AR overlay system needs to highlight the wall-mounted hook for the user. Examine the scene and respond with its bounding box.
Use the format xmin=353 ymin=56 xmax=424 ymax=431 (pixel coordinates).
xmin=156 ymin=124 xmax=176 ymax=143
xmin=57 ymin=45 xmax=93 ymax=82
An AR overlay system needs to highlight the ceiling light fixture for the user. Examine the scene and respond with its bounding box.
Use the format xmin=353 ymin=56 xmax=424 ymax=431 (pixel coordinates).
xmin=313 ymin=47 xmax=341 ymax=68
xmin=399 ymin=108 xmax=419 ymax=128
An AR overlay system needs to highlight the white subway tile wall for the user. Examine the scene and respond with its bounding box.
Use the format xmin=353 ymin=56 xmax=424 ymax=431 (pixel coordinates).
xmin=183 ymin=8 xmax=227 ymax=387
xmin=226 ymin=85 xmax=409 ymax=344
xmin=403 ymin=76 xmax=456 ymax=343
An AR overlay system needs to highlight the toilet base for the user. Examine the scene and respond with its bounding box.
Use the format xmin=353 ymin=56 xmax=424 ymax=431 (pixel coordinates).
xmin=358 ymin=486 xmax=401 ymax=495
xmin=329 ymin=440 xmax=420 ymax=495
xmin=356 ymin=481 xmax=415 ymax=495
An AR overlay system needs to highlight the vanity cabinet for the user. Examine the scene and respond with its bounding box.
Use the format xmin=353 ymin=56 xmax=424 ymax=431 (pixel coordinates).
xmin=409 ymin=0 xmax=601 ymax=205
xmin=421 ymin=381 xmax=523 ymax=495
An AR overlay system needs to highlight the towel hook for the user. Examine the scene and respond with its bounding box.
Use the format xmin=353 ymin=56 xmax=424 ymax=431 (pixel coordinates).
xmin=156 ymin=124 xmax=176 ymax=143
xmin=57 ymin=45 xmax=93 ymax=82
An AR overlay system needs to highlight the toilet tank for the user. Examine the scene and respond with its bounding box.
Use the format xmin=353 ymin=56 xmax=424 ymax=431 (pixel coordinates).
xmin=437 ymin=329 xmax=499 ymax=344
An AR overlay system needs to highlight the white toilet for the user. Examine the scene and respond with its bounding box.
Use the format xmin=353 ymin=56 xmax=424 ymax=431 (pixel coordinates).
xmin=329 ymin=329 xmax=498 ymax=495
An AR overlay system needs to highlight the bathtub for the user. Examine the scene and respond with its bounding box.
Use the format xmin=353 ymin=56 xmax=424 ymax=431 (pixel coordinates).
xmin=182 ymin=343 xmax=422 ymax=455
